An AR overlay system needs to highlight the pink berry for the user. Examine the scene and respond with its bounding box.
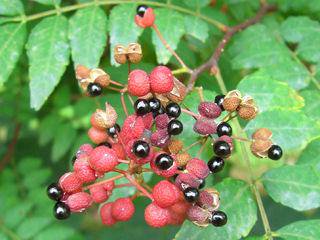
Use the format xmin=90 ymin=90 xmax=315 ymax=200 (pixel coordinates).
xmin=144 ymin=202 xmax=171 ymax=228
xmin=76 ymin=144 xmax=93 ymax=158
xmin=134 ymin=7 xmax=155 ymax=28
xmin=59 ymin=172 xmax=82 ymax=194
xmin=142 ymin=112 xmax=154 ymax=130
xmin=88 ymin=127 xmax=109 ymax=144
xmin=155 ymin=114 xmax=170 ymax=129
xmin=174 ymin=173 xmax=200 ymax=190
xmin=66 ymin=192 xmax=92 ymax=212
xmin=128 ymin=69 xmax=150 ymax=97
xmin=198 ymin=102 xmax=221 ymax=119
xmin=187 ymin=205 xmax=210 ymax=223
xmin=186 ymin=158 xmax=210 ymax=179
xmin=150 ymin=153 xmax=178 ymax=178
xmin=193 ymin=117 xmax=217 ymax=135
xmin=103 ymin=181 xmax=115 ymax=192
xmin=89 ymin=146 xmax=118 ymax=173
xmin=73 ymin=157 xmax=97 ymax=183
xmin=149 ymin=66 xmax=174 ymax=94
xmin=111 ymin=198 xmax=135 ymax=222
xmin=153 ymin=180 xmax=181 ymax=208
xmin=150 ymin=129 xmax=170 ymax=148
xmin=111 ymin=143 xmax=126 ymax=159
xmin=89 ymin=185 xmax=109 ymax=203
xmin=100 ymin=202 xmax=117 ymax=226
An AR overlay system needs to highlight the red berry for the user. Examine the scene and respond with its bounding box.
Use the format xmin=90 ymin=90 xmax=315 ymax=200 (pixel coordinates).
xmin=198 ymin=102 xmax=221 ymax=119
xmin=66 ymin=192 xmax=92 ymax=212
xmin=186 ymin=158 xmax=210 ymax=179
xmin=134 ymin=7 xmax=155 ymax=28
xmin=193 ymin=117 xmax=217 ymax=135
xmin=150 ymin=129 xmax=170 ymax=148
xmin=88 ymin=127 xmax=109 ymax=144
xmin=120 ymin=115 xmax=145 ymax=143
xmin=169 ymin=200 xmax=190 ymax=216
xmin=187 ymin=205 xmax=210 ymax=223
xmin=76 ymin=144 xmax=93 ymax=158
xmin=100 ymin=202 xmax=117 ymax=226
xmin=128 ymin=69 xmax=150 ymax=97
xmin=111 ymin=198 xmax=135 ymax=222
xmin=168 ymin=210 xmax=186 ymax=225
xmin=111 ymin=143 xmax=126 ymax=159
xmin=174 ymin=173 xmax=200 ymax=191
xmin=144 ymin=202 xmax=171 ymax=228
xmin=73 ymin=157 xmax=97 ymax=183
xmin=59 ymin=172 xmax=82 ymax=194
xmin=155 ymin=113 xmax=170 ymax=129
xmin=150 ymin=153 xmax=177 ymax=178
xmin=197 ymin=190 xmax=220 ymax=211
xmin=125 ymin=139 xmax=154 ymax=164
xmin=89 ymin=185 xmax=109 ymax=203
xmin=142 ymin=112 xmax=154 ymax=129
xmin=89 ymin=146 xmax=118 ymax=173
xmin=153 ymin=180 xmax=181 ymax=208
xmin=103 ymin=181 xmax=115 ymax=192
xmin=149 ymin=66 xmax=174 ymax=94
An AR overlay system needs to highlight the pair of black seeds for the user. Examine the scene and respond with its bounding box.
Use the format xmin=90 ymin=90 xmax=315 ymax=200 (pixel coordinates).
xmin=47 ymin=183 xmax=70 ymax=220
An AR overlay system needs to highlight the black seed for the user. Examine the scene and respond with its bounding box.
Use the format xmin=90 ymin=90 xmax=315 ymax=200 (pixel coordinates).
xmin=217 ymin=122 xmax=232 ymax=137
xmin=183 ymin=187 xmax=199 ymax=202
xmin=98 ymin=142 xmax=112 ymax=148
xmin=268 ymin=145 xmax=283 ymax=160
xmin=165 ymin=102 xmax=181 ymax=118
xmin=155 ymin=153 xmax=174 ymax=170
xmin=133 ymin=140 xmax=150 ymax=158
xmin=210 ymin=211 xmax=227 ymax=227
xmin=47 ymin=183 xmax=63 ymax=201
xmin=136 ymin=5 xmax=148 ymax=17
xmin=134 ymin=99 xmax=150 ymax=116
xmin=107 ymin=124 xmax=120 ymax=138
xmin=213 ymin=141 xmax=231 ymax=157
xmin=198 ymin=179 xmax=206 ymax=189
xmin=53 ymin=202 xmax=70 ymax=220
xmin=207 ymin=156 xmax=225 ymax=173
xmin=214 ymin=95 xmax=225 ymax=111
xmin=87 ymin=83 xmax=102 ymax=97
xmin=167 ymin=119 xmax=183 ymax=135
xmin=148 ymin=98 xmax=161 ymax=112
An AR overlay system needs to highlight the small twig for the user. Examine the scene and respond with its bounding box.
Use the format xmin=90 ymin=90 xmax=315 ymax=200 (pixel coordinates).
xmin=118 ymin=159 xmax=130 ymax=164
xmin=114 ymin=183 xmax=133 ymax=189
xmin=186 ymin=3 xmax=277 ymax=92
xmin=125 ymin=174 xmax=154 ymax=201
xmin=110 ymin=80 xmax=124 ymax=87
xmin=181 ymin=108 xmax=201 ymax=119
xmin=120 ymin=92 xmax=129 ymax=117
xmin=83 ymin=174 xmax=124 ymax=190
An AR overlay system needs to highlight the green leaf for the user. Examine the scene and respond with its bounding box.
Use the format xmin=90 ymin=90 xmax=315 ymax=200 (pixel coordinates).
xmin=109 ymin=4 xmax=143 ymax=65
xmin=52 ymin=123 xmax=77 ymax=161
xmin=277 ymin=220 xmax=320 ymax=240
xmin=245 ymin=110 xmax=320 ymax=150
xmin=39 ymin=116 xmax=58 ymax=146
xmin=152 ymin=9 xmax=186 ymax=64
xmin=0 ymin=0 xmax=24 ymax=16
xmin=262 ymin=164 xmax=320 ymax=211
xmin=297 ymin=138 xmax=320 ymax=171
xmin=281 ymin=16 xmax=320 ymax=63
xmin=237 ymin=70 xmax=304 ymax=112
xmin=27 ymin=15 xmax=70 ymax=110
xmin=34 ymin=225 xmax=76 ymax=240
xmin=300 ymin=90 xmax=320 ymax=122
xmin=184 ymin=15 xmax=209 ymax=42
xmin=223 ymin=0 xmax=260 ymax=21
xmin=69 ymin=6 xmax=108 ymax=68
xmin=184 ymin=0 xmax=210 ymax=9
xmin=175 ymin=179 xmax=257 ymax=240
xmin=17 ymin=217 xmax=52 ymax=239
xmin=0 ymin=23 xmax=27 ymax=85
xmin=3 ymin=201 xmax=33 ymax=228
xmin=229 ymin=24 xmax=310 ymax=89
xmin=31 ymin=0 xmax=61 ymax=5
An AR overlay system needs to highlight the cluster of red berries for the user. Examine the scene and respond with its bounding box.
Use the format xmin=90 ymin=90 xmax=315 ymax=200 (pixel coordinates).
xmin=46 ymin=4 xmax=283 ymax=229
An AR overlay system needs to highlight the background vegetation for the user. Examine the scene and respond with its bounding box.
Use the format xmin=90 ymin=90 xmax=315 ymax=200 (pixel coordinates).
xmin=0 ymin=0 xmax=319 ymax=239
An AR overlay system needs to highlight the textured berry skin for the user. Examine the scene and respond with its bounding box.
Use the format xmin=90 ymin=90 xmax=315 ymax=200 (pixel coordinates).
xmin=128 ymin=70 xmax=150 ymax=97
xmin=187 ymin=205 xmax=210 ymax=223
xmin=59 ymin=172 xmax=82 ymax=194
xmin=175 ymin=173 xmax=200 ymax=190
xmin=186 ymin=158 xmax=210 ymax=179
xmin=89 ymin=185 xmax=109 ymax=203
xmin=100 ymin=202 xmax=117 ymax=226
xmin=197 ymin=190 xmax=213 ymax=208
xmin=155 ymin=114 xmax=170 ymax=129
xmin=169 ymin=200 xmax=190 ymax=216
xmin=135 ymin=7 xmax=155 ymax=28
xmin=66 ymin=192 xmax=93 ymax=212
xmin=88 ymin=127 xmax=109 ymax=144
xmin=120 ymin=115 xmax=145 ymax=143
xmin=103 ymin=181 xmax=115 ymax=192
xmin=73 ymin=157 xmax=97 ymax=183
xmin=111 ymin=143 xmax=126 ymax=159
xmin=150 ymin=129 xmax=170 ymax=148
xmin=142 ymin=112 xmax=154 ymax=129
xmin=111 ymin=198 xmax=135 ymax=222
xmin=193 ymin=117 xmax=217 ymax=135
xmin=89 ymin=146 xmax=118 ymax=173
xmin=198 ymin=102 xmax=221 ymax=119
xmin=151 ymin=153 xmax=177 ymax=178
xmin=150 ymin=66 xmax=174 ymax=94
xmin=144 ymin=203 xmax=171 ymax=228
xmin=76 ymin=144 xmax=93 ymax=158
xmin=153 ymin=180 xmax=181 ymax=208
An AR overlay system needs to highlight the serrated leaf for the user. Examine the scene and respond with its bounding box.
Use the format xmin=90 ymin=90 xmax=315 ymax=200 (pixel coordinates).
xmin=300 ymin=90 xmax=320 ymax=122
xmin=262 ymin=164 xmax=320 ymax=211
xmin=229 ymin=24 xmax=310 ymax=89
xmin=297 ymin=138 xmax=320 ymax=171
xmin=175 ymin=179 xmax=257 ymax=240
xmin=184 ymin=15 xmax=209 ymax=42
xmin=32 ymin=0 xmax=61 ymax=5
xmin=281 ymin=16 xmax=320 ymax=63
xmin=69 ymin=6 xmax=108 ymax=68
xmin=0 ymin=23 xmax=27 ymax=85
xmin=17 ymin=217 xmax=52 ymax=239
xmin=109 ymin=4 xmax=143 ymax=65
xmin=237 ymin=70 xmax=304 ymax=112
xmin=277 ymin=220 xmax=320 ymax=240
xmin=152 ymin=9 xmax=186 ymax=64
xmin=52 ymin=123 xmax=77 ymax=161
xmin=0 ymin=0 xmax=24 ymax=16
xmin=184 ymin=0 xmax=210 ymax=9
xmin=27 ymin=15 xmax=70 ymax=110
xmin=245 ymin=110 xmax=320 ymax=150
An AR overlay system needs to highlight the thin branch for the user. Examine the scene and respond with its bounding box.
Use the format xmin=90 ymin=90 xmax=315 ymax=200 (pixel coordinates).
xmin=187 ymin=4 xmax=277 ymax=92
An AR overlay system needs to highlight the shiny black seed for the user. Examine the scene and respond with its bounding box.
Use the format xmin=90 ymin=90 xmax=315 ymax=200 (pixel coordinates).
xmin=134 ymin=99 xmax=150 ymax=116
xmin=183 ymin=187 xmax=199 ymax=202
xmin=133 ymin=140 xmax=150 ymax=158
xmin=217 ymin=122 xmax=232 ymax=137
xmin=198 ymin=179 xmax=206 ymax=189
xmin=207 ymin=156 xmax=225 ymax=173
xmin=87 ymin=83 xmax=102 ymax=97
xmin=155 ymin=153 xmax=173 ymax=170
xmin=98 ymin=142 xmax=112 ymax=148
xmin=53 ymin=202 xmax=70 ymax=220
xmin=210 ymin=211 xmax=227 ymax=227
xmin=213 ymin=141 xmax=231 ymax=157
xmin=47 ymin=183 xmax=63 ymax=201
xmin=148 ymin=98 xmax=161 ymax=112
xmin=165 ymin=102 xmax=181 ymax=118
xmin=107 ymin=124 xmax=120 ymax=138
xmin=214 ymin=95 xmax=225 ymax=111
xmin=167 ymin=119 xmax=183 ymax=135
xmin=268 ymin=145 xmax=283 ymax=160
xmin=136 ymin=5 xmax=148 ymax=17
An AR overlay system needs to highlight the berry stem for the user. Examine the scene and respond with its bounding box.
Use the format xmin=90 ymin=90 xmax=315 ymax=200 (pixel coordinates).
xmin=152 ymin=24 xmax=192 ymax=73
xmin=172 ymin=67 xmax=189 ymax=75
xmin=196 ymin=87 xmax=205 ymax=102
xmin=120 ymin=92 xmax=129 ymax=117
xmin=181 ymin=108 xmax=200 ymax=119
xmin=125 ymin=174 xmax=154 ymax=201
xmin=110 ymin=80 xmax=124 ymax=87
xmin=83 ymin=174 xmax=124 ymax=190
xmin=118 ymin=159 xmax=130 ymax=164
xmin=183 ymin=139 xmax=203 ymax=152
xmin=127 ymin=94 xmax=134 ymax=106
xmin=197 ymin=136 xmax=208 ymax=157
xmin=114 ymin=183 xmax=134 ymax=188
xmin=107 ymin=86 xmax=122 ymax=92
xmin=114 ymin=168 xmax=127 ymax=175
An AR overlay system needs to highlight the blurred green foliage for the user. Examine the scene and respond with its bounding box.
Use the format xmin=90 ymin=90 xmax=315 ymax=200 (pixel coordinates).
xmin=0 ymin=0 xmax=320 ymax=239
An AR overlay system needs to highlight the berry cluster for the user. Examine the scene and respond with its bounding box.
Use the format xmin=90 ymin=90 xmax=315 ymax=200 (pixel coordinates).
xmin=46 ymin=4 xmax=283 ymax=229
